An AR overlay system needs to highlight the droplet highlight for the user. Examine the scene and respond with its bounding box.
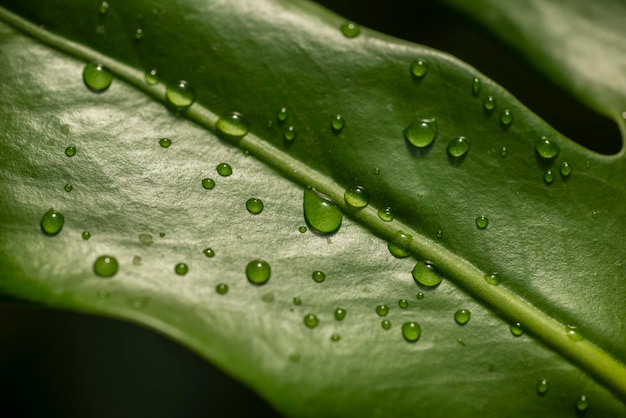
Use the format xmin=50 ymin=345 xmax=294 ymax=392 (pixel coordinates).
xmin=303 ymin=189 xmax=343 ymax=235
xmin=83 ymin=63 xmax=113 ymax=92
xmin=41 ymin=208 xmax=65 ymax=236
xmin=93 ymin=255 xmax=118 ymax=277
xmin=412 ymin=261 xmax=443 ymax=287
xmin=404 ymin=119 xmax=437 ymax=148
xmin=246 ymin=259 xmax=271 ymax=285
xmin=401 ymin=321 xmax=421 ymax=342
xmin=166 ymin=80 xmax=195 ymax=108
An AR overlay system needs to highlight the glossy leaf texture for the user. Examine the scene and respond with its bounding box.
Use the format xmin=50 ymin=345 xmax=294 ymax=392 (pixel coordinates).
xmin=0 ymin=1 xmax=625 ymax=417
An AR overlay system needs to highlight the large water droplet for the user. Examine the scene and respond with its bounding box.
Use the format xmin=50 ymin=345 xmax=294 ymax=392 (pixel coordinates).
xmin=166 ymin=80 xmax=195 ymax=108
xmin=381 ymin=320 xmax=392 ymax=330
xmin=330 ymin=114 xmax=345 ymax=132
xmin=216 ymin=112 xmax=249 ymax=139
xmin=471 ymin=77 xmax=481 ymax=96
xmin=83 ymin=63 xmax=113 ymax=92
xmin=216 ymin=283 xmax=229 ymax=295
xmin=246 ymin=198 xmax=264 ymax=214
xmin=475 ymin=216 xmax=489 ymax=229
xmin=378 ymin=207 xmax=394 ymax=222
xmin=312 ymin=270 xmax=326 ymax=283
xmin=175 ymin=262 xmax=188 ymax=275
xmin=334 ymin=308 xmax=346 ymax=321
xmin=412 ymin=261 xmax=443 ymax=287
xmin=216 ymin=163 xmax=232 ymax=177
xmin=344 ymin=186 xmax=369 ymax=208
xmin=340 ymin=21 xmax=360 ymax=38
xmin=41 ymin=208 xmax=65 ymax=236
xmin=201 ymin=178 xmax=215 ymax=190
xmin=485 ymin=272 xmax=501 ymax=285
xmin=403 ymin=119 xmax=437 ymax=148
xmin=500 ymin=109 xmax=513 ymax=127
xmin=159 ymin=138 xmax=172 ymax=148
xmin=387 ymin=231 xmax=412 ymax=258
xmin=447 ymin=136 xmax=470 ymax=158
xmin=65 ymin=146 xmax=76 ymax=157
xmin=145 ymin=69 xmax=159 ymax=85
xmin=94 ymin=255 xmax=118 ymax=277
xmin=535 ymin=137 xmax=560 ymax=159
xmin=401 ymin=321 xmax=421 ymax=342
xmin=246 ymin=259 xmax=271 ymax=285
xmin=375 ymin=304 xmax=389 ymax=317
xmin=304 ymin=314 xmax=319 ymax=328
xmin=303 ymin=189 xmax=343 ymax=235
xmin=536 ymin=379 xmax=549 ymax=396
xmin=410 ymin=60 xmax=428 ymax=78
xmin=454 ymin=309 xmax=471 ymax=325
xmin=483 ymin=96 xmax=496 ymax=112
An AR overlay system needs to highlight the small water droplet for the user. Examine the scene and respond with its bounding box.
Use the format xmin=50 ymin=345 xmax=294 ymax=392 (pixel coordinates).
xmin=216 ymin=163 xmax=232 ymax=177
xmin=576 ymin=395 xmax=589 ymax=412
xmin=246 ymin=259 xmax=271 ymax=285
xmin=99 ymin=1 xmax=109 ymax=15
xmin=40 ymin=208 xmax=65 ymax=236
xmin=94 ymin=255 xmax=118 ymax=277
xmin=330 ymin=333 xmax=341 ymax=342
xmin=378 ymin=207 xmax=394 ymax=222
xmin=145 ymin=69 xmax=159 ymax=85
xmin=303 ymin=189 xmax=343 ymax=235
xmin=381 ymin=320 xmax=391 ymax=330
xmin=304 ymin=314 xmax=319 ymax=328
xmin=159 ymin=138 xmax=172 ymax=148
xmin=536 ymin=379 xmax=549 ymax=395
xmin=293 ymin=297 xmax=302 ymax=306
xmin=471 ymin=77 xmax=481 ymax=96
xmin=410 ymin=59 xmax=427 ymax=78
xmin=65 ymin=146 xmax=76 ymax=157
xmin=457 ymin=338 xmax=466 ymax=346
xmin=543 ymin=170 xmax=555 ymax=184
xmin=475 ymin=216 xmax=489 ymax=229
xmin=175 ymin=262 xmax=188 ymax=275
xmin=500 ymin=147 xmax=507 ymax=157
xmin=201 ymin=178 xmax=215 ymax=190
xmin=560 ymin=161 xmax=572 ymax=177
xmin=138 ymin=234 xmax=153 ymax=245
xmin=398 ymin=299 xmax=409 ymax=309
xmin=375 ymin=305 xmax=389 ymax=317
xmin=416 ymin=292 xmax=425 ymax=300
xmin=166 ymin=80 xmax=195 ymax=108
xmin=159 ymin=232 xmax=165 ymax=238
xmin=500 ymin=109 xmax=513 ymax=127
xmin=277 ymin=107 xmax=288 ymax=123
xmin=289 ymin=354 xmax=300 ymax=363
xmin=246 ymin=198 xmax=264 ymax=214
xmin=535 ymin=137 xmax=560 ymax=159
xmin=261 ymin=293 xmax=274 ymax=303
xmin=412 ymin=261 xmax=443 ymax=287
xmin=132 ymin=256 xmax=142 ymax=266
xmin=203 ymin=248 xmax=215 ymax=258
xmin=83 ymin=63 xmax=113 ymax=92
xmin=485 ymin=272 xmax=501 ymax=285
xmin=585 ymin=160 xmax=591 ymax=169
xmin=566 ymin=325 xmax=583 ymax=342
xmin=344 ymin=186 xmax=369 ymax=208
xmin=283 ymin=125 xmax=296 ymax=142
xmin=82 ymin=231 xmax=91 ymax=240
xmin=216 ymin=112 xmax=249 ymax=139
xmin=340 ymin=21 xmax=360 ymax=37
xmin=401 ymin=321 xmax=421 ymax=342
xmin=591 ymin=210 xmax=598 ymax=219
xmin=373 ymin=167 xmax=380 ymax=175
xmin=330 ymin=114 xmax=345 ymax=132
xmin=312 ymin=270 xmax=326 ymax=283
xmin=387 ymin=231 xmax=413 ymax=258
xmin=483 ymin=96 xmax=496 ymax=112
xmin=454 ymin=309 xmax=471 ymax=325
xmin=298 ymin=226 xmax=308 ymax=233
xmin=403 ymin=119 xmax=437 ymax=148
xmin=435 ymin=230 xmax=443 ymax=239
xmin=215 ymin=283 xmax=228 ymax=294
xmin=447 ymin=136 xmax=470 ymax=158
xmin=64 ymin=184 xmax=73 ymax=192
xmin=334 ymin=308 xmax=346 ymax=321
xmin=510 ymin=322 xmax=524 ymax=336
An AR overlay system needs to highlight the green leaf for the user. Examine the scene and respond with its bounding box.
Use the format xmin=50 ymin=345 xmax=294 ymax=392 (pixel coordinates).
xmin=0 ymin=0 xmax=625 ymax=416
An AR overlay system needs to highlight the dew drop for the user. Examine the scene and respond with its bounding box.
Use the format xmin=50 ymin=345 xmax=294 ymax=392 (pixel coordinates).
xmin=510 ymin=322 xmax=524 ymax=336
xmin=216 ymin=163 xmax=232 ymax=177
xmin=145 ymin=69 xmax=159 ymax=85
xmin=378 ymin=207 xmax=394 ymax=222
xmin=447 ymin=136 xmax=470 ymax=158
xmin=401 ymin=321 xmax=421 ymax=342
xmin=289 ymin=354 xmax=300 ymax=363
xmin=591 ymin=210 xmax=598 ymax=219
xmin=134 ymin=28 xmax=144 ymax=40
xmin=566 ymin=325 xmax=583 ymax=342
xmin=139 ymin=234 xmax=153 ymax=245
xmin=375 ymin=304 xmax=389 ymax=317
xmin=536 ymin=379 xmax=549 ymax=396
xmin=457 ymin=338 xmax=466 ymax=346
xmin=262 ymin=293 xmax=274 ymax=303
xmin=175 ymin=262 xmax=188 ymax=276
xmin=373 ymin=167 xmax=380 ymax=175
xmin=435 ymin=230 xmax=443 ymax=239
xmin=330 ymin=334 xmax=341 ymax=342
xmin=283 ymin=125 xmax=296 ymax=142
xmin=159 ymin=138 xmax=172 ymax=148
xmin=293 ymin=297 xmax=302 ymax=306
xmin=201 ymin=178 xmax=215 ymax=190
xmin=246 ymin=198 xmax=264 ymax=214
xmin=304 ymin=314 xmax=319 ymax=328
xmin=303 ymin=189 xmax=343 ymax=235
xmin=159 ymin=232 xmax=165 ymax=238
xmin=312 ymin=270 xmax=326 ymax=283
xmin=277 ymin=107 xmax=288 ymax=123
xmin=81 ymin=231 xmax=91 ymax=240
xmin=381 ymin=320 xmax=392 ymax=330
xmin=166 ymin=80 xmax=195 ymax=108
xmin=212 ymin=283 xmax=228 ymax=295
xmin=340 ymin=21 xmax=360 ymax=38
xmin=330 ymin=114 xmax=345 ymax=132
xmin=483 ymin=96 xmax=496 ymax=112
xmin=535 ymin=137 xmax=560 ymax=159
xmin=576 ymin=395 xmax=589 ymax=412
xmin=93 ymin=255 xmax=118 ymax=277
xmin=410 ymin=59 xmax=428 ymax=78
xmin=344 ymin=186 xmax=369 ymax=208
xmin=543 ymin=170 xmax=555 ymax=185
xmin=403 ymin=119 xmax=437 ymax=148
xmin=454 ymin=309 xmax=471 ymax=325
xmin=500 ymin=147 xmax=507 ymax=157
xmin=475 ymin=216 xmax=489 ymax=229
xmin=334 ymin=308 xmax=346 ymax=321
xmin=203 ymin=248 xmax=215 ymax=258
xmin=416 ymin=292 xmax=425 ymax=300
xmin=64 ymin=184 xmax=73 ymax=192
xmin=500 ymin=109 xmax=513 ymax=127
xmin=132 ymin=256 xmax=141 ymax=266
xmin=560 ymin=161 xmax=572 ymax=177
xmin=41 ymin=208 xmax=65 ymax=236
xmin=99 ymin=1 xmax=109 ymax=15
xmin=485 ymin=272 xmax=501 ymax=285
xmin=398 ymin=299 xmax=409 ymax=309
xmin=246 ymin=259 xmax=271 ymax=285
xmin=387 ymin=231 xmax=413 ymax=258
xmin=412 ymin=261 xmax=443 ymax=287
xmin=298 ymin=226 xmax=308 ymax=233
xmin=216 ymin=112 xmax=249 ymax=139
xmin=83 ymin=63 xmax=113 ymax=92
xmin=65 ymin=146 xmax=76 ymax=157
xmin=471 ymin=77 xmax=481 ymax=96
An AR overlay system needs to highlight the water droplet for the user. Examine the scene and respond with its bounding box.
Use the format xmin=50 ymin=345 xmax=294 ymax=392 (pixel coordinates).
xmin=293 ymin=297 xmax=302 ymax=306
xmin=246 ymin=198 xmax=264 ymax=214
xmin=83 ymin=63 xmax=113 ymax=92
xmin=447 ymin=136 xmax=470 ymax=158
xmin=591 ymin=210 xmax=598 ymax=219
xmin=412 ymin=261 xmax=443 ymax=287
xmin=283 ymin=125 xmax=296 ymax=142
xmin=246 ymin=259 xmax=271 ymax=285
xmin=40 ymin=208 xmax=65 ymax=236
xmin=398 ymin=299 xmax=409 ymax=309
xmin=330 ymin=334 xmax=341 ymax=342
xmin=132 ymin=256 xmax=141 ymax=265
xmin=381 ymin=320 xmax=391 ymax=330
xmin=560 ymin=161 xmax=572 ymax=177
xmin=99 ymin=1 xmax=109 ymax=15
xmin=344 ymin=186 xmax=369 ymax=208
xmin=93 ymin=255 xmax=118 ymax=277
xmin=543 ymin=170 xmax=555 ymax=184
xmin=64 ymin=184 xmax=73 ymax=192
xmin=289 ymin=353 xmax=300 ymax=363
xmin=175 ymin=262 xmax=188 ymax=275
xmin=475 ymin=216 xmax=489 ymax=229
xmin=203 ymin=248 xmax=215 ymax=258
xmin=303 ymin=189 xmax=343 ymax=234
xmin=483 ymin=96 xmax=496 ymax=112
xmin=298 ymin=226 xmax=307 ymax=233
xmin=216 ymin=163 xmax=232 ymax=177
xmin=138 ymin=234 xmax=153 ymax=245
xmin=166 ymin=80 xmax=195 ymax=108
xmin=401 ymin=321 xmax=421 ymax=342
xmin=387 ymin=231 xmax=413 ymax=258
xmin=378 ymin=207 xmax=394 ymax=222
xmin=566 ymin=325 xmax=583 ymax=342
xmin=471 ymin=77 xmax=481 ymax=96
xmin=216 ymin=112 xmax=249 ymax=139
xmin=416 ymin=292 xmax=424 ymax=300
xmin=277 ymin=107 xmax=288 ymax=123
xmin=262 ymin=293 xmax=274 ymax=303
xmin=454 ymin=309 xmax=471 ymax=325
xmin=536 ymin=379 xmax=549 ymax=395
xmin=134 ymin=28 xmax=144 ymax=40
xmin=500 ymin=147 xmax=507 ymax=157
xmin=159 ymin=232 xmax=165 ymax=238
xmin=215 ymin=283 xmax=228 ymax=294
xmin=576 ymin=395 xmax=589 ymax=412
xmin=500 ymin=109 xmax=513 ymax=127
xmin=485 ymin=272 xmax=501 ymax=285
xmin=330 ymin=114 xmax=345 ymax=132
xmin=510 ymin=322 xmax=524 ymax=336
xmin=312 ymin=270 xmax=326 ymax=283
xmin=159 ymin=138 xmax=172 ymax=148
xmin=334 ymin=308 xmax=346 ymax=321
xmin=82 ymin=231 xmax=91 ymax=240
xmin=145 ymin=69 xmax=159 ymax=85
xmin=435 ymin=230 xmax=443 ymax=239
xmin=410 ymin=60 xmax=427 ymax=78
xmin=403 ymin=119 xmax=437 ymax=148
xmin=65 ymin=146 xmax=76 ymax=157
xmin=375 ymin=304 xmax=389 ymax=317
xmin=201 ymin=178 xmax=216 ymax=190
xmin=304 ymin=314 xmax=319 ymax=328
xmin=340 ymin=21 xmax=360 ymax=38
xmin=535 ymin=137 xmax=560 ymax=159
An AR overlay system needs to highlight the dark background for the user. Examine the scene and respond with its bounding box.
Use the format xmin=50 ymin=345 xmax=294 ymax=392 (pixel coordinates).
xmin=1 ymin=2 xmax=620 ymax=418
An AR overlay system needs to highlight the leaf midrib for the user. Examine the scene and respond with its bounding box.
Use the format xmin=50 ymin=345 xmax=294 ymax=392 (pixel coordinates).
xmin=1 ymin=4 xmax=625 ymax=403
